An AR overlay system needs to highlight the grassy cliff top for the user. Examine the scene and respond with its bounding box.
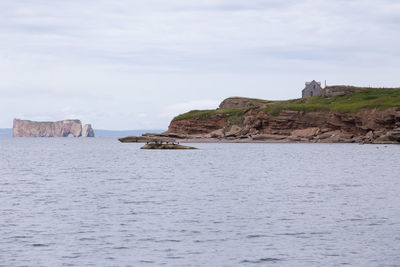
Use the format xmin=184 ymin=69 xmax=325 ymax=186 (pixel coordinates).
xmin=222 ymin=96 xmax=272 ymax=103
xmin=172 ymin=87 xmax=400 ymax=122
xmin=264 ymin=87 xmax=400 ymax=115
xmin=324 ymin=85 xmax=400 ymax=90
xmin=172 ymin=108 xmax=247 ymax=124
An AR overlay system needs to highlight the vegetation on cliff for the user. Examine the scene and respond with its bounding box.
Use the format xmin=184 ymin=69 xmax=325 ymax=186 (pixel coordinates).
xmin=172 ymin=108 xmax=247 ymax=124
xmin=263 ymin=87 xmax=400 ymax=115
xmin=172 ymin=87 xmax=400 ymax=122
xmin=221 ymin=97 xmax=272 ymax=105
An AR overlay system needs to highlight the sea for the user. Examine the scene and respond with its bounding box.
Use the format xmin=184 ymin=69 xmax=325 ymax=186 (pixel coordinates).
xmin=0 ymin=138 xmax=399 ymax=266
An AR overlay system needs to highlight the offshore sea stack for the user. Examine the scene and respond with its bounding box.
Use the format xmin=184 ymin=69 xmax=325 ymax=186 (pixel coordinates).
xmin=82 ymin=124 xmax=95 ymax=137
xmin=12 ymin=119 xmax=95 ymax=137
xmin=163 ymin=86 xmax=400 ymax=144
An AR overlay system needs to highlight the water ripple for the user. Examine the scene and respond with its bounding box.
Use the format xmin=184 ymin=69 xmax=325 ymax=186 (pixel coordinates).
xmin=0 ymin=139 xmax=399 ymax=266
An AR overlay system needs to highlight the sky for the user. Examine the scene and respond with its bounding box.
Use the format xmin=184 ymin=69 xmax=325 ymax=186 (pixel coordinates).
xmin=1 ymin=0 xmax=399 ymax=130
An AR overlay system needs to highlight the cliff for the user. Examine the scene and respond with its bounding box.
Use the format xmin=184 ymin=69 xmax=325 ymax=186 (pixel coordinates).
xmin=165 ymin=87 xmax=400 ymax=144
xmin=13 ymin=119 xmax=95 ymax=137
xmin=82 ymin=124 xmax=95 ymax=137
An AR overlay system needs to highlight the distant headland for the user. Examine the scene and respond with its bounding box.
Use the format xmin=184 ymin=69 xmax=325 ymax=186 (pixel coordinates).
xmin=13 ymin=119 xmax=95 ymax=137
xmin=146 ymin=84 xmax=400 ymax=144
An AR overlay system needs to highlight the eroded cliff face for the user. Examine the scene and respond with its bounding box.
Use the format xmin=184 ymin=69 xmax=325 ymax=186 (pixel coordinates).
xmin=13 ymin=119 xmax=88 ymax=137
xmin=82 ymin=124 xmax=95 ymax=137
xmin=166 ymin=108 xmax=400 ymax=143
xmin=168 ymin=115 xmax=227 ymax=135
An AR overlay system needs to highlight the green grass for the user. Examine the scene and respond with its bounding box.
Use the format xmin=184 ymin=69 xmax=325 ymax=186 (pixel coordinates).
xmin=172 ymin=108 xmax=247 ymax=124
xmin=324 ymin=85 xmax=397 ymax=91
xmin=262 ymin=88 xmax=400 ymax=115
xmin=224 ymin=96 xmax=272 ymax=104
xmin=172 ymin=87 xmax=400 ymax=122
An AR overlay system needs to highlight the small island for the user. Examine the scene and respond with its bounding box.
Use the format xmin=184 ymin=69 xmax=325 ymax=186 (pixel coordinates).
xmin=118 ymin=135 xmax=196 ymax=149
xmin=141 ymin=143 xmax=197 ymax=149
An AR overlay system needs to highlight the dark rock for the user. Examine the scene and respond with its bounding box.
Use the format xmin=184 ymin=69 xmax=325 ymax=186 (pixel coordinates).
xmin=140 ymin=144 xmax=197 ymax=149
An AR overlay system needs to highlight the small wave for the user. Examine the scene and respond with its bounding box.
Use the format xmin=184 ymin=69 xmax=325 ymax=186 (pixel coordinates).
xmin=139 ymin=260 xmax=155 ymax=264
xmin=166 ymin=256 xmax=183 ymax=259
xmin=246 ymin=234 xmax=268 ymax=238
xmin=32 ymin=243 xmax=49 ymax=247
xmin=79 ymin=237 xmax=96 ymax=241
xmin=277 ymin=232 xmax=306 ymax=236
xmin=12 ymin=236 xmax=33 ymax=239
xmin=278 ymin=218 xmax=295 ymax=221
xmin=309 ymin=232 xmax=332 ymax=235
xmin=241 ymin=257 xmax=282 ymax=264
xmin=62 ymin=255 xmax=81 ymax=259
xmin=321 ymin=254 xmax=340 ymax=257
xmin=156 ymin=239 xmax=181 ymax=243
xmin=138 ymin=238 xmax=155 ymax=242
xmin=113 ymin=246 xmax=129 ymax=249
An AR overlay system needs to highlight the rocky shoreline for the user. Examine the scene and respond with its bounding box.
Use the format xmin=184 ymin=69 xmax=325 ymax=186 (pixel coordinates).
xmin=143 ymin=131 xmax=400 ymax=144
xmin=148 ymin=88 xmax=400 ymax=144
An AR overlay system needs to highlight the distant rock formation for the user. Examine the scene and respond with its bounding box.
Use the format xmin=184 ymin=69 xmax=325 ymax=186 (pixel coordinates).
xmin=12 ymin=119 xmax=95 ymax=137
xmin=82 ymin=124 xmax=95 ymax=137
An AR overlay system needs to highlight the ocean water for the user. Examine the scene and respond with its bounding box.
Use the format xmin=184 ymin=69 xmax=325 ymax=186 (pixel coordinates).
xmin=0 ymin=138 xmax=399 ymax=266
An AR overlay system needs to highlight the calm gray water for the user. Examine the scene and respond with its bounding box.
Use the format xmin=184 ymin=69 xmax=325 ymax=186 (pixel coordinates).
xmin=0 ymin=138 xmax=399 ymax=266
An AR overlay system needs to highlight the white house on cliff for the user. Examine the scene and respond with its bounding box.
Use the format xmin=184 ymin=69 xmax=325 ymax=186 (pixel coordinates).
xmin=302 ymin=80 xmax=323 ymax=98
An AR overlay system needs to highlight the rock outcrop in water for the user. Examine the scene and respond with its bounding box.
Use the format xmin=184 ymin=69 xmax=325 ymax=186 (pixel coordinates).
xmin=12 ymin=119 xmax=95 ymax=137
xmin=118 ymin=135 xmax=196 ymax=149
xmin=141 ymin=143 xmax=197 ymax=149
xmin=82 ymin=124 xmax=95 ymax=137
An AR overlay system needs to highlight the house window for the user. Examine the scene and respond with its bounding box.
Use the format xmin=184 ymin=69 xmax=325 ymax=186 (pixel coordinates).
xmin=310 ymin=91 xmax=313 ymax=96
xmin=313 ymin=84 xmax=316 ymax=89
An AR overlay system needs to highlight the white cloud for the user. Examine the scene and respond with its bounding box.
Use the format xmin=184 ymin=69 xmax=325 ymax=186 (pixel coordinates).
xmin=0 ymin=0 xmax=399 ymax=128
xmin=137 ymin=113 xmax=148 ymax=119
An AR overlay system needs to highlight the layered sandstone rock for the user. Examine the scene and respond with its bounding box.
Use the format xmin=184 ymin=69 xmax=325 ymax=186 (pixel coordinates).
xmin=168 ymin=115 xmax=227 ymax=135
xmin=82 ymin=124 xmax=95 ymax=137
xmin=165 ymin=108 xmax=400 ymax=144
xmin=12 ymin=119 xmax=94 ymax=137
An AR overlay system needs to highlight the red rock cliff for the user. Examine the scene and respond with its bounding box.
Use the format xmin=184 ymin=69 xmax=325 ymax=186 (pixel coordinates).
xmin=166 ymin=107 xmax=400 ymax=144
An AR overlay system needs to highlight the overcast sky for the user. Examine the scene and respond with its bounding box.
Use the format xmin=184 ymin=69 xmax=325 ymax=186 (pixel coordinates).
xmin=1 ymin=0 xmax=399 ymax=129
